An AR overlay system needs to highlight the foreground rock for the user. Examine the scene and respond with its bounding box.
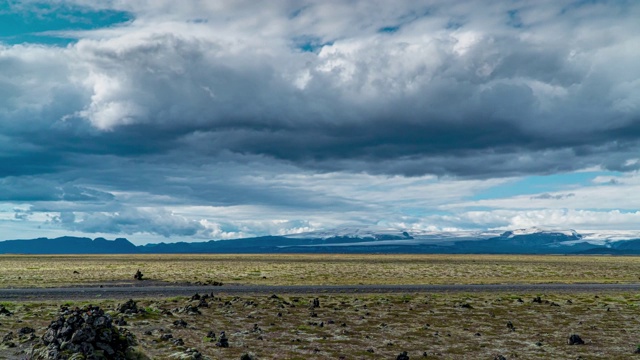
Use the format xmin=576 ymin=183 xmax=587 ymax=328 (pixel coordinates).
xmin=117 ymin=299 xmax=146 ymax=315
xmin=28 ymin=305 xmax=147 ymax=360
xmin=568 ymin=334 xmax=585 ymax=345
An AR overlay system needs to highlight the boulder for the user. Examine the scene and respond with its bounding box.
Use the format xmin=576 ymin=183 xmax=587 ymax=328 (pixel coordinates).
xmin=568 ymin=334 xmax=585 ymax=345
xmin=216 ymin=331 xmax=229 ymax=348
xmin=0 ymin=305 xmax=12 ymax=316
xmin=28 ymin=305 xmax=144 ymax=360
xmin=134 ymin=270 xmax=144 ymax=281
xmin=118 ymin=299 xmax=145 ymax=315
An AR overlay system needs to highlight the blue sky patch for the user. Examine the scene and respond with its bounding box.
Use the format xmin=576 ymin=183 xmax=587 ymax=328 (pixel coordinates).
xmin=471 ymin=171 xmax=622 ymax=201
xmin=294 ymin=36 xmax=333 ymax=53
xmin=378 ymin=25 xmax=400 ymax=33
xmin=0 ymin=2 xmax=133 ymax=46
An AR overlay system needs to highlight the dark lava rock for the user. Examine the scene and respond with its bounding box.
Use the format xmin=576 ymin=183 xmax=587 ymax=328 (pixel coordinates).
xmin=532 ymin=296 xmax=542 ymax=304
xmin=177 ymin=304 xmax=201 ymax=315
xmin=134 ymin=269 xmax=144 ymax=280
xmin=187 ymin=348 xmax=203 ymax=359
xmin=115 ymin=316 xmax=127 ymax=326
xmin=117 ymin=299 xmax=145 ymax=315
xmin=19 ymin=327 xmax=35 ymax=335
xmin=216 ymin=331 xmax=229 ymax=348
xmin=28 ymin=304 xmax=139 ymax=360
xmin=173 ymin=319 xmax=188 ymax=328
xmin=494 ymin=355 xmax=507 ymax=360
xmin=0 ymin=305 xmax=12 ymax=316
xmin=397 ymin=351 xmax=410 ymax=360
xmin=507 ymin=321 xmax=515 ymax=331
xmin=206 ymin=331 xmax=216 ymax=341
xmin=568 ymin=334 xmax=585 ymax=345
xmin=2 ymin=331 xmax=14 ymax=343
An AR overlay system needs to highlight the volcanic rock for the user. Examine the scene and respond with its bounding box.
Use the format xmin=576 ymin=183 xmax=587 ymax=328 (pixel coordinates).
xmin=568 ymin=334 xmax=585 ymax=345
xmin=28 ymin=305 xmax=143 ymax=360
xmin=134 ymin=269 xmax=144 ymax=280
xmin=216 ymin=331 xmax=229 ymax=348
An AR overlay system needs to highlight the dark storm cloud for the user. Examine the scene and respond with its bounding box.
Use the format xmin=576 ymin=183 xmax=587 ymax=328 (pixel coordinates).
xmin=2 ymin=0 xmax=639 ymax=180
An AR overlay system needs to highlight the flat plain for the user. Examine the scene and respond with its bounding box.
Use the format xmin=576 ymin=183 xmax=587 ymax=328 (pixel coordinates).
xmin=1 ymin=254 xmax=640 ymax=288
xmin=1 ymin=254 xmax=640 ymax=359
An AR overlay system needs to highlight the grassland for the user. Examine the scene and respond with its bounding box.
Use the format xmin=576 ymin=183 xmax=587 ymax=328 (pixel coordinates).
xmin=2 ymin=254 xmax=640 ymax=359
xmin=2 ymin=292 xmax=640 ymax=359
xmin=1 ymin=254 xmax=640 ymax=288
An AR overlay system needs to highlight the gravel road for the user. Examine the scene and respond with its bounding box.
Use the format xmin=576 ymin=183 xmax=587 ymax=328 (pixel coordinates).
xmin=2 ymin=283 xmax=640 ymax=301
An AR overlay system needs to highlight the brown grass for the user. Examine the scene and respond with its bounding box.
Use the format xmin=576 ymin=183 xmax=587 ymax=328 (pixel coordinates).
xmin=0 ymin=254 xmax=639 ymax=288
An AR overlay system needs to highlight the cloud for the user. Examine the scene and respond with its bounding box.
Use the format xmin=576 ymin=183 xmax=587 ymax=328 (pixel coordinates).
xmin=530 ymin=193 xmax=575 ymax=200
xmin=51 ymin=208 xmax=204 ymax=237
xmin=436 ymin=209 xmax=640 ymax=231
xmin=1 ymin=1 xmax=640 ymax=240
xmin=2 ymin=0 xmax=640 ymax=179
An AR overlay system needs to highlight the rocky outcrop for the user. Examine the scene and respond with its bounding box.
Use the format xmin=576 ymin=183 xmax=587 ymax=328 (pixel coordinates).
xmin=28 ymin=305 xmax=146 ymax=360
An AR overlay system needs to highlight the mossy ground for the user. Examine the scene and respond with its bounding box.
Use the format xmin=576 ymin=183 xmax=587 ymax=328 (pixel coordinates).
xmin=1 ymin=292 xmax=640 ymax=359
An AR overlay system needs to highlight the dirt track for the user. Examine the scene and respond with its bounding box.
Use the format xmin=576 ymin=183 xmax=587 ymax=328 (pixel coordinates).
xmin=3 ymin=282 xmax=640 ymax=301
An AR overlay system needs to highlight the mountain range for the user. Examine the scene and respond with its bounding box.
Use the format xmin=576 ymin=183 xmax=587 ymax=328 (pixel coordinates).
xmin=3 ymin=227 xmax=640 ymax=254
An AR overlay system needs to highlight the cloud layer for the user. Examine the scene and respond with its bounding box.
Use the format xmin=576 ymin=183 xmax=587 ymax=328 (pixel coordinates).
xmin=1 ymin=1 xmax=639 ymax=241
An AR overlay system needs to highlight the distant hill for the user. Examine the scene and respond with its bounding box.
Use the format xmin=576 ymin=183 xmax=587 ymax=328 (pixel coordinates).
xmin=1 ymin=228 xmax=640 ymax=254
xmin=0 ymin=236 xmax=138 ymax=254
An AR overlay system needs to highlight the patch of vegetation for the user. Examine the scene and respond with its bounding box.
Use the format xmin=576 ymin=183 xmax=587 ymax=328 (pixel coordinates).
xmin=1 ymin=254 xmax=640 ymax=288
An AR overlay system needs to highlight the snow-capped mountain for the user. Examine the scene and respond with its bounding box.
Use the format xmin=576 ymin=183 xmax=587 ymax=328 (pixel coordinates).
xmin=500 ymin=227 xmax=581 ymax=239
xmin=276 ymin=227 xmax=640 ymax=254
xmin=285 ymin=226 xmax=503 ymax=243
xmin=284 ymin=226 xmax=415 ymax=240
xmin=4 ymin=227 xmax=640 ymax=254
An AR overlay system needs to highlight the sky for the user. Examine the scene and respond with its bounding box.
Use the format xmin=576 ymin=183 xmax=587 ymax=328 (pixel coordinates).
xmin=0 ymin=0 xmax=639 ymax=244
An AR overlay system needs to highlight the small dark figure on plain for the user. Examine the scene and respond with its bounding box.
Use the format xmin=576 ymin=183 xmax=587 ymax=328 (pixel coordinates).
xmin=134 ymin=269 xmax=144 ymax=281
